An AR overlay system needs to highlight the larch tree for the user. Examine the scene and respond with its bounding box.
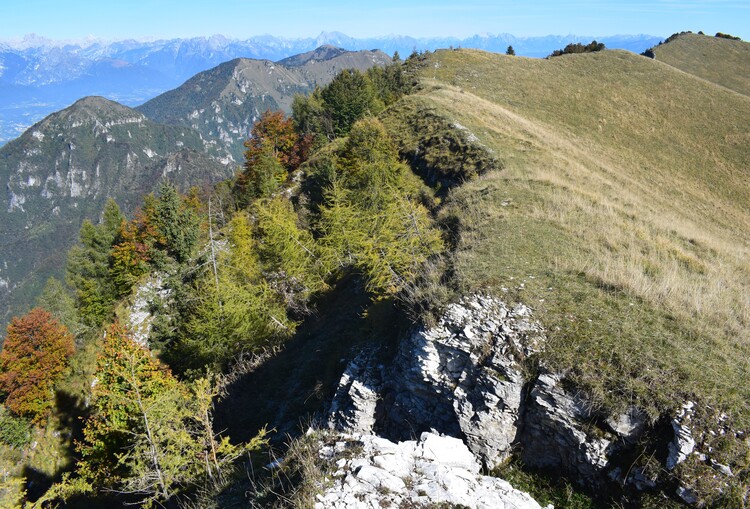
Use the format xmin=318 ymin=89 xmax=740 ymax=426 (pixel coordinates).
xmin=254 ymin=196 xmax=326 ymax=307
xmin=78 ymin=323 xmax=199 ymax=506
xmin=173 ymin=210 xmax=293 ymax=373
xmin=316 ymin=178 xmax=366 ymax=272
xmin=0 ymin=308 xmax=75 ymax=422
xmin=358 ymin=195 xmax=444 ymax=296
xmin=179 ymin=277 xmax=291 ymax=372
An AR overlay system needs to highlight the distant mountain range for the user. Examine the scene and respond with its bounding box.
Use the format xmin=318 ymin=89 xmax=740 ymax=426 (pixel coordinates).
xmin=0 ymin=32 xmax=662 ymax=144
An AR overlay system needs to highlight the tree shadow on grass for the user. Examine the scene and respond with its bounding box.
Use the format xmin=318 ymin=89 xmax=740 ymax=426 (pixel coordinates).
xmin=22 ymin=390 xmax=89 ymax=503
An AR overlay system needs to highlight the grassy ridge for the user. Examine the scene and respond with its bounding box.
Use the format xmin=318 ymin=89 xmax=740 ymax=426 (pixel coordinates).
xmin=653 ymin=33 xmax=750 ymax=97
xmin=394 ymin=48 xmax=750 ymax=430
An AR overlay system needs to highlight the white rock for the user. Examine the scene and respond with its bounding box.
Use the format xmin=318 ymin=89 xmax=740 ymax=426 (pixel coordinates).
xmin=667 ymin=402 xmax=697 ymax=471
xmin=420 ymin=433 xmax=480 ymax=473
xmin=315 ymin=432 xmax=547 ymax=509
xmin=606 ymin=407 xmax=647 ymax=443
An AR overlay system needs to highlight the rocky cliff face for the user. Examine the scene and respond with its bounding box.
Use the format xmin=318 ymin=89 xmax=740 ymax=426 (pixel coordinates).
xmin=328 ymin=295 xmax=543 ymax=469
xmin=325 ymin=294 xmax=737 ymax=506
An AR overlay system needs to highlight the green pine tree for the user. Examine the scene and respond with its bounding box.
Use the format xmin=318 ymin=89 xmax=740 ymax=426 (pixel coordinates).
xmin=66 ymin=199 xmax=123 ymax=327
xmin=154 ymin=183 xmax=199 ymax=263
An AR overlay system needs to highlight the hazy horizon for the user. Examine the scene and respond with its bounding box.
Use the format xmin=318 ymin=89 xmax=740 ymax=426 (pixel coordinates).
xmin=1 ymin=0 xmax=748 ymax=43
xmin=0 ymin=30 xmax=665 ymax=48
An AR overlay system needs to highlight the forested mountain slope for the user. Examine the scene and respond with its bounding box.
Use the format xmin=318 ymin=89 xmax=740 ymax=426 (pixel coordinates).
xmin=0 ymin=47 xmax=388 ymax=330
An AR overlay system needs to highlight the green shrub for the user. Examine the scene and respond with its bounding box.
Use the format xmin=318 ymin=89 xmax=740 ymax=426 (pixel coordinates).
xmin=715 ymin=32 xmax=742 ymax=40
xmin=0 ymin=407 xmax=31 ymax=448
xmin=549 ymin=40 xmax=605 ymax=58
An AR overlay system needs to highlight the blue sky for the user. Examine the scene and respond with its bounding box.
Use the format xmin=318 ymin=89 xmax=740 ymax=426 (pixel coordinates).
xmin=1 ymin=0 xmax=748 ymax=41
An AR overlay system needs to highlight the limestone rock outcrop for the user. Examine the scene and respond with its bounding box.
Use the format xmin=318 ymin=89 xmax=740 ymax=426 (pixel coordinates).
xmin=327 ymin=295 xmax=545 ymax=470
xmin=314 ymin=432 xmax=551 ymax=509
xmin=325 ymin=293 xmax=739 ymax=505
xmin=521 ymin=372 xmax=620 ymax=486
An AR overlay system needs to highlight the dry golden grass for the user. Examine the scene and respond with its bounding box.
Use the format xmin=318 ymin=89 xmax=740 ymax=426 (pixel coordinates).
xmin=653 ymin=33 xmax=750 ymax=97
xmin=394 ymin=48 xmax=750 ymax=432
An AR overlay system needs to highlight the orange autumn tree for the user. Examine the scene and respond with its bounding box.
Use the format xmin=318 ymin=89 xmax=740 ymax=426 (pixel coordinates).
xmin=236 ymin=110 xmax=312 ymax=203
xmin=110 ymin=197 xmax=164 ymax=298
xmin=0 ymin=308 xmax=75 ymax=421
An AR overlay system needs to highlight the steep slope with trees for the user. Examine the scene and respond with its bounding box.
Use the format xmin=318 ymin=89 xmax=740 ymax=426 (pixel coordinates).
xmin=1 ymin=41 xmax=748 ymax=508
xmin=0 ymin=57 xmax=435 ymax=507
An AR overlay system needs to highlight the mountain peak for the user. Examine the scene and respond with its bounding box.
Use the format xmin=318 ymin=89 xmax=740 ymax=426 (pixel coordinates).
xmin=71 ymin=95 xmax=130 ymax=110
xmin=276 ymin=45 xmax=348 ymax=67
xmin=52 ymin=96 xmax=147 ymax=127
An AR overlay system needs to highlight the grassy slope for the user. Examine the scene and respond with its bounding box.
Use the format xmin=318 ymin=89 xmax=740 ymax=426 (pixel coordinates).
xmin=393 ymin=48 xmax=750 ymax=429
xmin=653 ymin=33 xmax=750 ymax=97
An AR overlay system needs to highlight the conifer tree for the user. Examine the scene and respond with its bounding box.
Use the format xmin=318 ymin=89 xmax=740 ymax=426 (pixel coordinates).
xmin=66 ymin=199 xmax=124 ymax=326
xmin=311 ymin=116 xmax=444 ymax=298
xmin=359 ymin=195 xmax=444 ymax=296
xmin=254 ymin=196 xmax=324 ymax=305
xmin=154 ymin=183 xmax=199 ymax=263
xmin=292 ymin=87 xmax=333 ymax=143
xmin=180 ymin=277 xmax=291 ymax=372
xmin=172 ymin=209 xmax=295 ymax=372
xmin=36 ymin=278 xmax=82 ymax=337
xmin=321 ymin=69 xmax=379 ymax=137
xmin=225 ymin=211 xmax=261 ymax=284
xmin=239 ymin=144 xmax=286 ymax=202
xmin=339 ymin=118 xmax=404 ymax=207
xmin=78 ymin=323 xmax=200 ymax=505
xmin=317 ymin=178 xmax=366 ymax=272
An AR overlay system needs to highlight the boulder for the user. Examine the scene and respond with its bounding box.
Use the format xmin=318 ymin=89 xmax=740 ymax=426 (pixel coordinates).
xmin=520 ymin=372 xmax=614 ymax=485
xmin=314 ymin=432 xmax=551 ymax=509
